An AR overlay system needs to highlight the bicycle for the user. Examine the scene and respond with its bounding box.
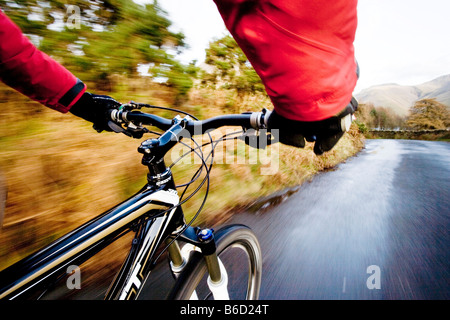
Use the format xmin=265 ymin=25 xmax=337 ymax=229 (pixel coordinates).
xmin=0 ymin=102 xmax=275 ymax=300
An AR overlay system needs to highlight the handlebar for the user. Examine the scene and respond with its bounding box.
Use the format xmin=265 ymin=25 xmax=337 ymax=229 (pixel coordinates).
xmin=106 ymin=105 xmax=276 ymax=168
xmin=109 ymin=108 xmax=272 ymax=135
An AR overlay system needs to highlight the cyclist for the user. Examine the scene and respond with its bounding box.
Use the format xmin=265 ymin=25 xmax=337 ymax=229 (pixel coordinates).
xmin=0 ymin=0 xmax=358 ymax=155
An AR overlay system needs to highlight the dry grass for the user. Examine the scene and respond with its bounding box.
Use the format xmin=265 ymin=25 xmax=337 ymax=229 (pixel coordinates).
xmin=0 ymin=82 xmax=365 ymax=277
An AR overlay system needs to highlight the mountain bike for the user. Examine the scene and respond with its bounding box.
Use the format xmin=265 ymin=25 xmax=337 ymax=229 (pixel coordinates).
xmin=0 ymin=102 xmax=275 ymax=300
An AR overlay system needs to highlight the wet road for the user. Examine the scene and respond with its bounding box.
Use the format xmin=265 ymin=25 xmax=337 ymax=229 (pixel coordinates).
xmin=59 ymin=139 xmax=449 ymax=300
xmin=231 ymin=139 xmax=450 ymax=299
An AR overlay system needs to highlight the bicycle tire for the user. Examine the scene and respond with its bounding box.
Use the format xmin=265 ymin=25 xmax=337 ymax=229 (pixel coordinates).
xmin=168 ymin=224 xmax=262 ymax=300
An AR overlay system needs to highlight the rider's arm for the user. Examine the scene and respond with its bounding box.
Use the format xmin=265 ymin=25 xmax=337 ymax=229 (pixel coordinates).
xmin=0 ymin=10 xmax=120 ymax=133
xmin=213 ymin=0 xmax=358 ymax=122
xmin=0 ymin=10 xmax=86 ymax=113
xmin=213 ymin=0 xmax=359 ymax=154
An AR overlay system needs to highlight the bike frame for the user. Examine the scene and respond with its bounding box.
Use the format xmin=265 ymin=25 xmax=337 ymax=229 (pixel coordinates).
xmin=0 ymin=109 xmax=271 ymax=300
xmin=0 ymin=177 xmax=184 ymax=300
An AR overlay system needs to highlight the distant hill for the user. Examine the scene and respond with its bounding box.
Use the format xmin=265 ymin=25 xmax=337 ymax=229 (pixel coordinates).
xmin=355 ymin=74 xmax=450 ymax=116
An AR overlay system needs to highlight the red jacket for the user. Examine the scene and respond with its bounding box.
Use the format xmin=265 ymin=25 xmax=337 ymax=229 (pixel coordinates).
xmin=214 ymin=0 xmax=358 ymax=121
xmin=0 ymin=11 xmax=85 ymax=113
xmin=1 ymin=3 xmax=357 ymax=121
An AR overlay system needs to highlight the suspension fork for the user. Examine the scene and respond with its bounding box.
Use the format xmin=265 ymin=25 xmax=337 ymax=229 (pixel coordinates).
xmin=167 ymin=226 xmax=229 ymax=299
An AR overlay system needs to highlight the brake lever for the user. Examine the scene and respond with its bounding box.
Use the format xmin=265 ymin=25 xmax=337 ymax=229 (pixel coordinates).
xmin=239 ymin=129 xmax=278 ymax=149
xmin=107 ymin=120 xmax=149 ymax=139
xmin=125 ymin=122 xmax=149 ymax=139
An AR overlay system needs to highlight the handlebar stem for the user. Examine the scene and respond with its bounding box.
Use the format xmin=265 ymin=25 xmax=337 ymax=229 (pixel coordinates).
xmin=138 ymin=116 xmax=189 ymax=184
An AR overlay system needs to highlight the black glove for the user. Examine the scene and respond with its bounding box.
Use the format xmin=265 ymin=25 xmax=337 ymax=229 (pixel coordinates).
xmin=70 ymin=92 xmax=121 ymax=132
xmin=267 ymin=97 xmax=358 ymax=155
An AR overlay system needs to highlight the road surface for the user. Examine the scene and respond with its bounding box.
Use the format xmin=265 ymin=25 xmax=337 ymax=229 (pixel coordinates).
xmin=48 ymin=139 xmax=450 ymax=300
xmin=231 ymin=139 xmax=450 ymax=299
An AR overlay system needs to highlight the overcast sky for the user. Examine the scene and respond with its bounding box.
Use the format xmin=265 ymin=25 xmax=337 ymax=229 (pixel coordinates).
xmin=151 ymin=0 xmax=450 ymax=94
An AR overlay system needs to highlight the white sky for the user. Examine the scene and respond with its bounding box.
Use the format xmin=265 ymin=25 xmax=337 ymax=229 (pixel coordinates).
xmin=353 ymin=0 xmax=450 ymax=92
xmin=147 ymin=0 xmax=450 ymax=94
xmin=157 ymin=0 xmax=227 ymax=63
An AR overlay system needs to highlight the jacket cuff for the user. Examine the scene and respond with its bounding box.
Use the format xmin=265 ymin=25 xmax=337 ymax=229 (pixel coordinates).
xmin=58 ymin=79 xmax=87 ymax=112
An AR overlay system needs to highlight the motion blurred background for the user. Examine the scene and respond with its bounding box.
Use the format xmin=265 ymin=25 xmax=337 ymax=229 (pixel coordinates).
xmin=0 ymin=0 xmax=366 ymax=296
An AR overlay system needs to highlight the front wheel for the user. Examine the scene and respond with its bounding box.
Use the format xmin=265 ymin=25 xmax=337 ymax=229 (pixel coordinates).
xmin=168 ymin=224 xmax=262 ymax=300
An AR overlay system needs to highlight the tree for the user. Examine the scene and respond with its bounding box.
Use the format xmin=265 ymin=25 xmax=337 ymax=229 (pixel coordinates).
xmin=406 ymin=99 xmax=450 ymax=130
xmin=355 ymin=103 xmax=405 ymax=130
xmin=202 ymin=35 xmax=265 ymax=112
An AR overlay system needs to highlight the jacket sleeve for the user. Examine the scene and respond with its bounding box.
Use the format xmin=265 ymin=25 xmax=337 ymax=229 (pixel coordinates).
xmin=213 ymin=0 xmax=358 ymax=122
xmin=0 ymin=11 xmax=85 ymax=113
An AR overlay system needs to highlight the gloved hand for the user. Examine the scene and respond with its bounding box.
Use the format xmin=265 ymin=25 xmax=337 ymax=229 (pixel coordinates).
xmin=69 ymin=92 xmax=121 ymax=132
xmin=267 ymin=97 xmax=358 ymax=155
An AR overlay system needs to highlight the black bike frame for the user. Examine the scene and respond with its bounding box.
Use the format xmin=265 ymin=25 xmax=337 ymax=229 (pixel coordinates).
xmin=0 ymin=109 xmax=270 ymax=300
xmin=0 ymin=177 xmax=184 ymax=300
